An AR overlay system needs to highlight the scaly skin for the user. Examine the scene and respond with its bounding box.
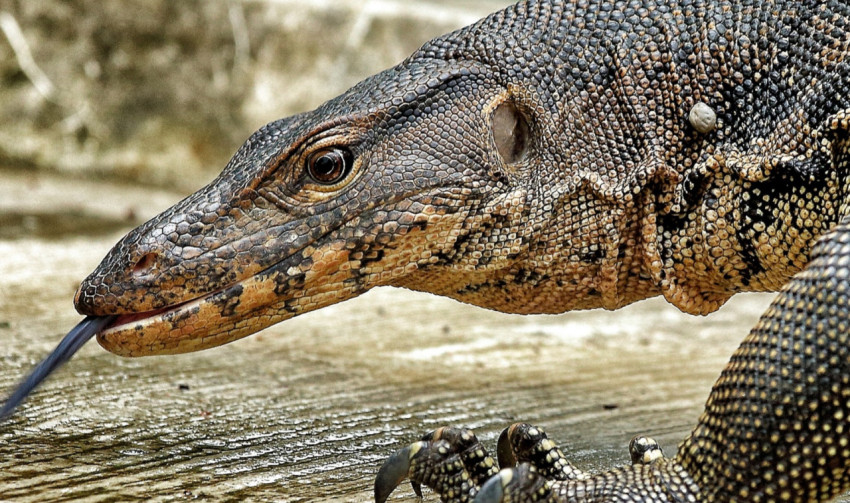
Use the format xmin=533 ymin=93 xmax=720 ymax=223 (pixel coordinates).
xmin=70 ymin=0 xmax=850 ymax=500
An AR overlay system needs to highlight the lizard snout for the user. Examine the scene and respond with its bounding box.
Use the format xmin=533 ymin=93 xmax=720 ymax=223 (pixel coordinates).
xmin=73 ymin=227 xmax=199 ymax=316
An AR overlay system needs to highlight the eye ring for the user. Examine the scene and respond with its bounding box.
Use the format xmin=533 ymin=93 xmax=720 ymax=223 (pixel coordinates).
xmin=306 ymin=147 xmax=354 ymax=185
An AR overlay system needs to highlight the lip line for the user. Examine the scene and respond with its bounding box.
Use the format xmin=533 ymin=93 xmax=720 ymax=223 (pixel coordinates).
xmin=103 ymin=293 xmax=213 ymax=334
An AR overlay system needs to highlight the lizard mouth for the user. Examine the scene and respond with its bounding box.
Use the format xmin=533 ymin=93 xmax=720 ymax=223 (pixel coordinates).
xmin=107 ymin=300 xmax=196 ymax=328
xmin=96 ymin=271 xmax=285 ymax=356
xmin=96 ymin=285 xmax=237 ymax=356
xmin=95 ymin=239 xmax=358 ymax=357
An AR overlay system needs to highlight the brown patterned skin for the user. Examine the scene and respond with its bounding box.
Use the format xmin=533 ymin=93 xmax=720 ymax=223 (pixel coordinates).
xmin=71 ymin=0 xmax=850 ymax=500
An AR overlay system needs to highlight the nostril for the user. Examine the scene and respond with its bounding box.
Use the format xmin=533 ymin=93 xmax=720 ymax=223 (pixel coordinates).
xmin=131 ymin=252 xmax=159 ymax=277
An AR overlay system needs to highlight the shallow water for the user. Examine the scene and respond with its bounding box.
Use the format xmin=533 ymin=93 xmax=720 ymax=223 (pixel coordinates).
xmin=0 ymin=169 xmax=846 ymax=502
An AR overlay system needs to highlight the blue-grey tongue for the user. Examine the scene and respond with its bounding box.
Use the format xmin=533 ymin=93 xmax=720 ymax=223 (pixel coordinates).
xmin=0 ymin=315 xmax=117 ymax=421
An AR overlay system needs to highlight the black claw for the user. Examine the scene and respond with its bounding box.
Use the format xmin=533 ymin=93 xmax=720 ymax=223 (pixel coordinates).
xmin=375 ymin=443 xmax=417 ymax=503
xmin=474 ymin=471 xmax=507 ymax=503
xmin=496 ymin=427 xmax=517 ymax=468
xmin=410 ymin=422 xmax=438 ymax=492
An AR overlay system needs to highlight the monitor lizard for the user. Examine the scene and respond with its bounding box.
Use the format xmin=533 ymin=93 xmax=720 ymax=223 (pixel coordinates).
xmin=8 ymin=0 xmax=850 ymax=501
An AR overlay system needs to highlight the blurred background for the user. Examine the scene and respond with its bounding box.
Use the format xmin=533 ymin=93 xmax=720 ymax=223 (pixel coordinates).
xmin=0 ymin=0 xmax=513 ymax=189
xmin=0 ymin=1 xmax=794 ymax=502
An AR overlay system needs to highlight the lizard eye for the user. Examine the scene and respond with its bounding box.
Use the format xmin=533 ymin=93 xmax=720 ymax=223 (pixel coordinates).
xmin=306 ymin=148 xmax=353 ymax=185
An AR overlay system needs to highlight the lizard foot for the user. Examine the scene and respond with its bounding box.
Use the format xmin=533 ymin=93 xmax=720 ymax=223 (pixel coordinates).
xmin=374 ymin=427 xmax=491 ymax=503
xmin=375 ymin=423 xmax=661 ymax=502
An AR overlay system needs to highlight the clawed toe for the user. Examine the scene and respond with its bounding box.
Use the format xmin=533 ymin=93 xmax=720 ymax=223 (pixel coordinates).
xmin=475 ymin=464 xmax=556 ymax=503
xmin=628 ymin=435 xmax=663 ymax=465
xmin=375 ymin=434 xmax=482 ymax=503
xmin=375 ymin=442 xmax=420 ymax=503
xmin=497 ymin=423 xmax=586 ymax=481
xmin=421 ymin=427 xmax=500 ymax=487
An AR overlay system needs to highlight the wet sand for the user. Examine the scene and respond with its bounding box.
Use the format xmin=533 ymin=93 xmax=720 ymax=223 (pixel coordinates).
xmin=0 ymin=168 xmax=846 ymax=501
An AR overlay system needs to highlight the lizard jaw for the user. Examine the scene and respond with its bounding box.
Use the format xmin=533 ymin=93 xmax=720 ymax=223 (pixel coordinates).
xmin=96 ymin=241 xmax=359 ymax=357
xmin=96 ymin=276 xmax=275 ymax=357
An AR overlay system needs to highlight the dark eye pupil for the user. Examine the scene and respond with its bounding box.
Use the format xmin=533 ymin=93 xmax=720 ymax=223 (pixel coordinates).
xmin=314 ymin=155 xmax=337 ymax=176
xmin=308 ymin=148 xmax=352 ymax=184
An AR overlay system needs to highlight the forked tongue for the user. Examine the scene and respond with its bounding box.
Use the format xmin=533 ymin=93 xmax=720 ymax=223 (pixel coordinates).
xmin=0 ymin=315 xmax=117 ymax=421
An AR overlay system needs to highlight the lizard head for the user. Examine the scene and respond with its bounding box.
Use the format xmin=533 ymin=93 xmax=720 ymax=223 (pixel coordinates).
xmin=74 ymin=59 xmax=536 ymax=356
xmin=76 ymin=32 xmax=674 ymax=357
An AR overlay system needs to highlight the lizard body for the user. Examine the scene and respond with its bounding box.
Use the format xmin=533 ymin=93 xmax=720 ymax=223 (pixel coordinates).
xmin=38 ymin=0 xmax=850 ymax=500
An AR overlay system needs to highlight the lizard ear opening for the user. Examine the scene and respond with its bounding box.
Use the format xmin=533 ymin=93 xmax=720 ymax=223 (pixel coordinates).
xmin=492 ymin=100 xmax=530 ymax=165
